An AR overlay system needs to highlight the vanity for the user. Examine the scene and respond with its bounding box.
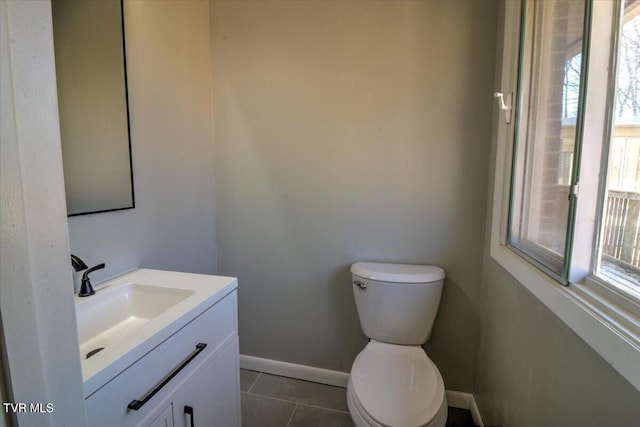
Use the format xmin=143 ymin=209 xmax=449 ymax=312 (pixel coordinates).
xmin=76 ymin=269 xmax=240 ymax=427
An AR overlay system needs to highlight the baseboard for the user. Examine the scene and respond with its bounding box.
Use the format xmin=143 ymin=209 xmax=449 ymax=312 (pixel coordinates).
xmin=445 ymin=391 xmax=484 ymax=427
xmin=240 ymin=354 xmax=350 ymax=387
xmin=240 ymin=354 xmax=484 ymax=426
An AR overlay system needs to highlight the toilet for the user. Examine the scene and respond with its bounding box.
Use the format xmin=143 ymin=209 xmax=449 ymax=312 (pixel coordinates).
xmin=347 ymin=262 xmax=447 ymax=427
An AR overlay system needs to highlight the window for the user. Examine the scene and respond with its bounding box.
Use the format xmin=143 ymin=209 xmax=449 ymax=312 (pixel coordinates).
xmin=509 ymin=0 xmax=640 ymax=294
xmin=492 ymin=0 xmax=640 ymax=392
xmin=508 ymin=0 xmax=587 ymax=282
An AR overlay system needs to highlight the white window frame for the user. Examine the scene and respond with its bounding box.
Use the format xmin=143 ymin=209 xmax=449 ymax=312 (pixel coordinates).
xmin=491 ymin=0 xmax=640 ymax=392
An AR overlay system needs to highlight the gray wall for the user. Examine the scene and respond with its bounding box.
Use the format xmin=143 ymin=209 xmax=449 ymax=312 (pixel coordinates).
xmin=474 ymin=2 xmax=640 ymax=424
xmin=67 ymin=0 xmax=217 ymax=280
xmin=475 ymin=259 xmax=640 ymax=426
xmin=211 ymin=0 xmax=498 ymax=391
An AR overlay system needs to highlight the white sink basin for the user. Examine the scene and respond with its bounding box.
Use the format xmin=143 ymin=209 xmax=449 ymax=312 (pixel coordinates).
xmin=75 ymin=269 xmax=238 ymax=397
xmin=76 ymin=284 xmax=193 ymax=360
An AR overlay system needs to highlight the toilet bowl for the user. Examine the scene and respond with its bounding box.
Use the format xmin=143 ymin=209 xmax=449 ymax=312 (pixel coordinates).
xmin=349 ymin=262 xmax=447 ymax=427
xmin=347 ymin=341 xmax=447 ymax=427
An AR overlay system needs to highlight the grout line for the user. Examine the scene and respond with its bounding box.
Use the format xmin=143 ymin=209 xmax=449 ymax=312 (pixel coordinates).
xmin=288 ymin=402 xmax=350 ymax=415
xmin=285 ymin=404 xmax=298 ymax=427
xmin=254 ymin=370 xmax=345 ymax=389
xmin=246 ymin=372 xmax=262 ymax=393
xmin=241 ymin=391 xmax=350 ymax=415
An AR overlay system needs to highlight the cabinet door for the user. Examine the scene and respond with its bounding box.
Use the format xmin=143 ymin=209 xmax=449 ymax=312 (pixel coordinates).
xmin=146 ymin=404 xmax=174 ymax=427
xmin=173 ymin=337 xmax=240 ymax=427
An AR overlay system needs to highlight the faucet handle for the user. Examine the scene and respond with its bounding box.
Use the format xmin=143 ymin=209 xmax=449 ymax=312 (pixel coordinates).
xmin=78 ymin=263 xmax=105 ymax=297
xmin=71 ymin=254 xmax=88 ymax=272
xmin=82 ymin=263 xmax=105 ymax=280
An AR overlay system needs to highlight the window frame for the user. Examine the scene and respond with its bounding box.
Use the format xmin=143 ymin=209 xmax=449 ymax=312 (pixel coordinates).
xmin=491 ymin=0 xmax=640 ymax=392
xmin=505 ymin=0 xmax=590 ymax=284
xmin=593 ymin=0 xmax=640 ymax=293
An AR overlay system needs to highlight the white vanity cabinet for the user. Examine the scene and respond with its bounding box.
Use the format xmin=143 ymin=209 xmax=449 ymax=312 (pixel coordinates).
xmin=84 ymin=289 xmax=240 ymax=427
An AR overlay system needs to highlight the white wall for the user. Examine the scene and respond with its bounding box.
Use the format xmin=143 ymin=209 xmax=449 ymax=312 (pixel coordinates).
xmin=211 ymin=0 xmax=498 ymax=391
xmin=67 ymin=0 xmax=217 ymax=280
xmin=1 ymin=1 xmax=86 ymax=425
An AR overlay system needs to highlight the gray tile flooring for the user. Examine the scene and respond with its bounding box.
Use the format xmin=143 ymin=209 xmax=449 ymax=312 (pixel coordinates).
xmin=240 ymin=369 xmax=476 ymax=427
xmin=241 ymin=369 xmax=352 ymax=427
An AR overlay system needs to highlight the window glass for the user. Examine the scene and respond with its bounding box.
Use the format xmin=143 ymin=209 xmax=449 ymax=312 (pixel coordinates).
xmin=598 ymin=1 xmax=640 ymax=292
xmin=509 ymin=0 xmax=587 ymax=280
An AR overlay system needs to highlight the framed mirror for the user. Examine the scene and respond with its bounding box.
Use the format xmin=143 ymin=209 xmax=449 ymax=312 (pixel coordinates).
xmin=52 ymin=0 xmax=135 ymax=216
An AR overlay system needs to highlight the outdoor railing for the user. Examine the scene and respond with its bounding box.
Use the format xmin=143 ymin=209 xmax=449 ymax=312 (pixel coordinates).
xmin=602 ymin=190 xmax=640 ymax=269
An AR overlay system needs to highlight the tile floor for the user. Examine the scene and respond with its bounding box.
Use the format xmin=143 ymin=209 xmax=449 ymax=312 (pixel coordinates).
xmin=240 ymin=369 xmax=476 ymax=427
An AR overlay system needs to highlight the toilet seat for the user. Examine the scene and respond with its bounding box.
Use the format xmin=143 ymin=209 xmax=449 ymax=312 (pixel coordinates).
xmin=348 ymin=384 xmax=447 ymax=427
xmin=348 ymin=341 xmax=447 ymax=427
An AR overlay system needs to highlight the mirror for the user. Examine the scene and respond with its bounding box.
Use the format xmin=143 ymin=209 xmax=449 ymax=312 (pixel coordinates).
xmin=52 ymin=0 xmax=134 ymax=216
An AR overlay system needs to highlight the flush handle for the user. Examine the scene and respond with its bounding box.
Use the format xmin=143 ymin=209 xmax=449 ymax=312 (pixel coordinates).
xmin=353 ymin=280 xmax=367 ymax=290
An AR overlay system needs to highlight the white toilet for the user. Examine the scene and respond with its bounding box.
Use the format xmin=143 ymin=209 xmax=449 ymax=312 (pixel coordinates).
xmin=347 ymin=262 xmax=447 ymax=427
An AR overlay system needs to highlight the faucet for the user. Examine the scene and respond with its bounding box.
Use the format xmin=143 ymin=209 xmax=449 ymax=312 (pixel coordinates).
xmin=71 ymin=254 xmax=105 ymax=297
xmin=79 ymin=263 xmax=105 ymax=297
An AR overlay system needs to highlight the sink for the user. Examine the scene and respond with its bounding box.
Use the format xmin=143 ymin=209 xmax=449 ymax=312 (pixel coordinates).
xmin=76 ymin=269 xmax=238 ymax=397
xmin=76 ymin=283 xmax=193 ymax=360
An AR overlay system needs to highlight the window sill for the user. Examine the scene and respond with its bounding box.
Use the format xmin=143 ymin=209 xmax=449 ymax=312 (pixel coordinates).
xmin=490 ymin=241 xmax=640 ymax=392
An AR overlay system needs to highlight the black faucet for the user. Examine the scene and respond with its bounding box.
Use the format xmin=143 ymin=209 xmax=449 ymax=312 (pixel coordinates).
xmin=71 ymin=254 xmax=105 ymax=297
xmin=79 ymin=263 xmax=105 ymax=297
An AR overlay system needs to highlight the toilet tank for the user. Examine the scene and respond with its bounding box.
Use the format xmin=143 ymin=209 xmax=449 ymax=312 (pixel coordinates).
xmin=351 ymin=262 xmax=445 ymax=345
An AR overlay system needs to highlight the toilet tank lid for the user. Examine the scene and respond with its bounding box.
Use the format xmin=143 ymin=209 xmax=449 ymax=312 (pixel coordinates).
xmin=351 ymin=262 xmax=445 ymax=283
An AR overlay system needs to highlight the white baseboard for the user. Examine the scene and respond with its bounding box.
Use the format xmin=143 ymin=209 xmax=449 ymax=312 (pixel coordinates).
xmin=445 ymin=391 xmax=484 ymax=427
xmin=240 ymin=354 xmax=484 ymax=426
xmin=240 ymin=354 xmax=350 ymax=387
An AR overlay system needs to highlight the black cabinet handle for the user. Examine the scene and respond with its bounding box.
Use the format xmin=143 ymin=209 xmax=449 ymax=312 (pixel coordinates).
xmin=127 ymin=343 xmax=207 ymax=411
xmin=184 ymin=405 xmax=195 ymax=427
